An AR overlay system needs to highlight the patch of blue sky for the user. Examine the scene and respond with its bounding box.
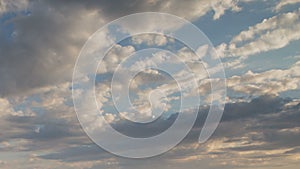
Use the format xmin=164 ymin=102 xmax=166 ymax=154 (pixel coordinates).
xmin=244 ymin=40 xmax=300 ymax=72
xmin=31 ymin=107 xmax=46 ymax=115
xmin=72 ymin=81 xmax=88 ymax=90
xmin=101 ymin=103 xmax=118 ymax=115
xmin=118 ymin=33 xmax=183 ymax=53
xmin=27 ymin=94 xmax=42 ymax=103
xmin=100 ymin=91 xmax=181 ymax=118
xmin=0 ymin=19 xmax=15 ymax=41
xmin=108 ymin=23 xmax=130 ymax=44
xmin=1 ymin=10 xmax=31 ymax=41
xmin=172 ymin=23 xmax=211 ymax=50
xmin=95 ymin=73 xmax=113 ymax=84
xmin=226 ymin=88 xmax=248 ymax=99
xmin=0 ymin=12 xmax=17 ymax=24
xmin=280 ymin=89 xmax=300 ymax=99
xmin=10 ymin=94 xmax=45 ymax=115
xmin=224 ymin=39 xmax=300 ymax=77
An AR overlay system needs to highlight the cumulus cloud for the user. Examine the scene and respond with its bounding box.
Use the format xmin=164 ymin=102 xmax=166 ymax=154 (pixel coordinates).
xmin=187 ymin=56 xmax=300 ymax=99
xmin=0 ymin=98 xmax=15 ymax=117
xmin=131 ymin=34 xmax=170 ymax=46
xmin=227 ymin=61 xmax=300 ymax=96
xmin=97 ymin=45 xmax=135 ymax=74
xmin=211 ymin=0 xmax=242 ymax=20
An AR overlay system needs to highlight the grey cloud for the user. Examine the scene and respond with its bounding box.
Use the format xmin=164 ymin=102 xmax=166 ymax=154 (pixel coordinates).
xmin=39 ymin=144 xmax=112 ymax=162
xmin=0 ymin=1 xmax=100 ymax=96
xmin=2 ymin=95 xmax=297 ymax=152
xmin=0 ymin=0 xmax=147 ymax=96
xmin=0 ymin=95 xmax=90 ymax=152
xmin=34 ymin=95 xmax=300 ymax=167
xmin=0 ymin=0 xmax=245 ymax=96
xmin=221 ymin=95 xmax=286 ymax=122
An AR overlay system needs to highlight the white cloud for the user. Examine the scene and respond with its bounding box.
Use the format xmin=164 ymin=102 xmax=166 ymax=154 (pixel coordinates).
xmin=211 ymin=0 xmax=242 ymax=20
xmin=227 ymin=61 xmax=300 ymax=96
xmin=97 ymin=44 xmax=135 ymax=74
xmin=0 ymin=97 xmax=34 ymax=117
xmin=115 ymin=0 xmax=247 ymax=36
xmin=139 ymin=0 xmax=243 ymax=21
xmin=0 ymin=98 xmax=14 ymax=117
xmin=131 ymin=34 xmax=169 ymax=46
xmin=223 ymin=8 xmax=300 ymax=58
xmin=275 ymin=0 xmax=300 ymax=11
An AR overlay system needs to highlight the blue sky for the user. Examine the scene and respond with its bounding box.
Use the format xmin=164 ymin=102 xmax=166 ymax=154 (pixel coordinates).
xmin=0 ymin=0 xmax=300 ymax=169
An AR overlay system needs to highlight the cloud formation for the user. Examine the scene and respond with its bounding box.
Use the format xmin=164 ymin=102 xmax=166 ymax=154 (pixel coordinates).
xmin=0 ymin=0 xmax=250 ymax=96
xmin=30 ymin=95 xmax=300 ymax=168
xmin=1 ymin=1 xmax=300 ymax=169
xmin=220 ymin=8 xmax=300 ymax=60
xmin=275 ymin=0 xmax=300 ymax=11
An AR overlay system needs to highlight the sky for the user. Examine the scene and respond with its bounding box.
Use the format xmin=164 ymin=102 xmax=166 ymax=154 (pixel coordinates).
xmin=0 ymin=0 xmax=300 ymax=168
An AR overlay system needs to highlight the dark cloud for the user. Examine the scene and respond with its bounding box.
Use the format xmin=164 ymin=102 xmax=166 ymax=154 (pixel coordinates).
xmin=34 ymin=95 xmax=300 ymax=165
xmin=40 ymin=144 xmax=112 ymax=162
xmin=0 ymin=0 xmax=206 ymax=96
xmin=0 ymin=1 xmax=101 ymax=96
xmin=43 ymin=0 xmax=164 ymax=20
xmin=210 ymin=96 xmax=300 ymax=158
xmin=221 ymin=95 xmax=286 ymax=121
xmin=0 ymin=0 xmax=244 ymax=96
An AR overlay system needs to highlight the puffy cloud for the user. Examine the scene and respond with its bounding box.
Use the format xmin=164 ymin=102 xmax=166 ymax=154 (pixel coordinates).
xmin=97 ymin=45 xmax=135 ymax=74
xmin=131 ymin=34 xmax=170 ymax=46
xmin=227 ymin=61 xmax=300 ymax=96
xmin=0 ymin=98 xmax=14 ymax=117
xmin=211 ymin=0 xmax=242 ymax=20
